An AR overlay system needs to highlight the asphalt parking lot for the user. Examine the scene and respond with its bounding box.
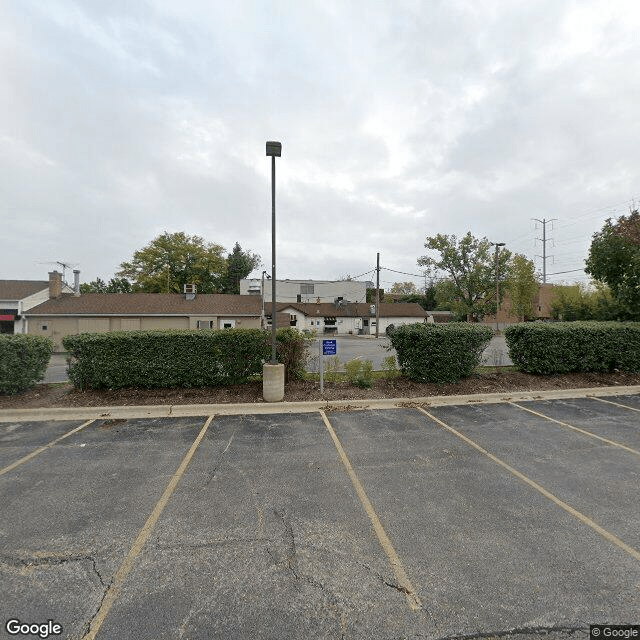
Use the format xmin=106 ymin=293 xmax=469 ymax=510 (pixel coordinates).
xmin=1 ymin=394 xmax=639 ymax=639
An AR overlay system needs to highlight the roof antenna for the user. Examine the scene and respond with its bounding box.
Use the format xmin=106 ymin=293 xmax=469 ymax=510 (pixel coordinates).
xmin=38 ymin=260 xmax=78 ymax=284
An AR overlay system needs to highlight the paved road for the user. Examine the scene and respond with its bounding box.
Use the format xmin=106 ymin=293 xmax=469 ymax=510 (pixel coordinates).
xmin=1 ymin=393 xmax=639 ymax=638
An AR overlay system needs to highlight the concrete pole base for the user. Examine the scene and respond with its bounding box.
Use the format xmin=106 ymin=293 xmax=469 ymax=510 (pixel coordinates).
xmin=262 ymin=363 xmax=285 ymax=402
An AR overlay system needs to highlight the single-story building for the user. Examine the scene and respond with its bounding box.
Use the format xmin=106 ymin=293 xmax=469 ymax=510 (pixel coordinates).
xmin=274 ymin=301 xmax=434 ymax=335
xmin=25 ymin=272 xmax=262 ymax=351
xmin=0 ymin=273 xmax=74 ymax=335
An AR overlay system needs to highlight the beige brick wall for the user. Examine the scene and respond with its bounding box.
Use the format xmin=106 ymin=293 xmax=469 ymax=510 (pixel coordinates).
xmin=28 ymin=315 xmax=262 ymax=351
xmin=483 ymin=283 xmax=557 ymax=328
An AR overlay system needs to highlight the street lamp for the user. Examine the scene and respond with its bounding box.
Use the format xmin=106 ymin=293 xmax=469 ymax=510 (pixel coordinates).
xmin=490 ymin=242 xmax=506 ymax=333
xmin=266 ymin=141 xmax=281 ymax=363
xmin=263 ymin=141 xmax=284 ymax=402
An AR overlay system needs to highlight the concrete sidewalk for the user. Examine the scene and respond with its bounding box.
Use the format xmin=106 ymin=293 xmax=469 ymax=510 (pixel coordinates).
xmin=3 ymin=384 xmax=640 ymax=422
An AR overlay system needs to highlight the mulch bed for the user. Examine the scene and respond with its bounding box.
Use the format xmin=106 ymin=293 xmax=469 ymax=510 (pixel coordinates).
xmin=1 ymin=370 xmax=639 ymax=409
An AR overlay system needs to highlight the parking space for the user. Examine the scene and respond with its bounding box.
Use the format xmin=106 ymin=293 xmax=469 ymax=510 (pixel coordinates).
xmin=0 ymin=420 xmax=92 ymax=470
xmin=0 ymin=417 xmax=208 ymax=639
xmin=426 ymin=402 xmax=640 ymax=548
xmin=1 ymin=394 xmax=639 ymax=639
xmin=328 ymin=407 xmax=640 ymax=632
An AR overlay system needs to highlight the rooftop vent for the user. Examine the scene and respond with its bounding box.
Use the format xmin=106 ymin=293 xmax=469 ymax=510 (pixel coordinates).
xmin=184 ymin=284 xmax=197 ymax=301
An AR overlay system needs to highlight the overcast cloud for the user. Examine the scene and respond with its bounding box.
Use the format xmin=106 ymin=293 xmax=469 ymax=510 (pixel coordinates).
xmin=2 ymin=0 xmax=639 ymax=293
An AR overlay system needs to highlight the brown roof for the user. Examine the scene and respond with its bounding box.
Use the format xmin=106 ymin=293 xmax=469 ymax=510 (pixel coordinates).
xmin=277 ymin=301 xmax=428 ymax=318
xmin=25 ymin=293 xmax=262 ymax=316
xmin=0 ymin=280 xmax=49 ymax=301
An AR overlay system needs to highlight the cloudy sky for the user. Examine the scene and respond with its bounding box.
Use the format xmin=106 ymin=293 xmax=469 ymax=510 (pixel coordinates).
xmin=3 ymin=0 xmax=639 ymax=293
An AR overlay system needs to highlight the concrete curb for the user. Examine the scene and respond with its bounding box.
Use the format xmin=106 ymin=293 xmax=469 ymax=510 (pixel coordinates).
xmin=1 ymin=385 xmax=639 ymax=422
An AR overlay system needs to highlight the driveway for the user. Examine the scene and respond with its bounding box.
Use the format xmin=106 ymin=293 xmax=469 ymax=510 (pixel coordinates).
xmin=1 ymin=392 xmax=639 ymax=638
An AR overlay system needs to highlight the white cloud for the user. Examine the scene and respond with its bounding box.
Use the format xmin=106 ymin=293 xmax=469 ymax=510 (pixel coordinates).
xmin=2 ymin=0 xmax=640 ymax=287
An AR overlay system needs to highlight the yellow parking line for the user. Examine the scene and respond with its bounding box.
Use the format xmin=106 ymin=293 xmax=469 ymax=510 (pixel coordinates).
xmin=82 ymin=416 xmax=214 ymax=640
xmin=591 ymin=396 xmax=640 ymax=413
xmin=319 ymin=410 xmax=422 ymax=611
xmin=0 ymin=419 xmax=95 ymax=476
xmin=508 ymin=402 xmax=640 ymax=458
xmin=416 ymin=407 xmax=640 ymax=563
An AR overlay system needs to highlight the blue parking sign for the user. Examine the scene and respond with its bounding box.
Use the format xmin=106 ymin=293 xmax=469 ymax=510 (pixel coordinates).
xmin=322 ymin=339 xmax=337 ymax=355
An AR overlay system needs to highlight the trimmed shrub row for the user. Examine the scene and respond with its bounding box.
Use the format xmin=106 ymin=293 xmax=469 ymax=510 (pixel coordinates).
xmin=63 ymin=328 xmax=310 ymax=390
xmin=504 ymin=321 xmax=640 ymax=374
xmin=0 ymin=334 xmax=55 ymax=394
xmin=273 ymin=327 xmax=313 ymax=383
xmin=388 ymin=322 xmax=493 ymax=383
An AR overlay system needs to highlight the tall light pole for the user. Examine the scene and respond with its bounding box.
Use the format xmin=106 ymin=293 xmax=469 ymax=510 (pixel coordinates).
xmin=490 ymin=242 xmax=505 ymax=333
xmin=375 ymin=252 xmax=380 ymax=338
xmin=266 ymin=141 xmax=281 ymax=364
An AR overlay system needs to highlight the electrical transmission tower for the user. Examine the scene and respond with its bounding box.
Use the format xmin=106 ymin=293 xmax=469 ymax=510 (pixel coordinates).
xmin=532 ymin=218 xmax=557 ymax=283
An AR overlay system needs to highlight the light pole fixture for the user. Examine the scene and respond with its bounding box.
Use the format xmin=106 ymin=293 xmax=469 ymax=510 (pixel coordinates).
xmin=266 ymin=141 xmax=281 ymax=364
xmin=490 ymin=242 xmax=506 ymax=333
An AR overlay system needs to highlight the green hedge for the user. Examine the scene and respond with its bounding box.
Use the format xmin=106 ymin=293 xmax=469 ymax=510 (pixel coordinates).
xmin=273 ymin=327 xmax=313 ymax=382
xmin=504 ymin=321 xmax=640 ymax=374
xmin=63 ymin=328 xmax=310 ymax=390
xmin=388 ymin=322 xmax=493 ymax=383
xmin=0 ymin=334 xmax=55 ymax=394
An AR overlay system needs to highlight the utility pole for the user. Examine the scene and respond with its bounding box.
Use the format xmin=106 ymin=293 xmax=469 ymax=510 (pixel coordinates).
xmin=375 ymin=252 xmax=380 ymax=338
xmin=532 ymin=218 xmax=557 ymax=284
xmin=490 ymin=242 xmax=505 ymax=333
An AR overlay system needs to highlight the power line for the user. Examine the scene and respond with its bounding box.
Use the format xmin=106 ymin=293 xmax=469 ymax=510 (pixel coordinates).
xmin=546 ymin=268 xmax=586 ymax=276
xmin=350 ymin=269 xmax=376 ymax=280
xmin=381 ymin=266 xmax=425 ymax=278
xmin=553 ymin=196 xmax=639 ymax=230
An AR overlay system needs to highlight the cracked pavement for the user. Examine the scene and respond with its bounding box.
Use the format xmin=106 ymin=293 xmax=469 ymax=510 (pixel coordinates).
xmin=1 ymin=399 xmax=640 ymax=638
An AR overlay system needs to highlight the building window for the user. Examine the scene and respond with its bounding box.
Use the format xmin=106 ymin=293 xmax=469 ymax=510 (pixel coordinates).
xmin=289 ymin=314 xmax=297 ymax=326
xmin=41 ymin=324 xmax=48 ymax=331
xmin=197 ymin=320 xmax=214 ymax=329
xmin=300 ymin=283 xmax=314 ymax=295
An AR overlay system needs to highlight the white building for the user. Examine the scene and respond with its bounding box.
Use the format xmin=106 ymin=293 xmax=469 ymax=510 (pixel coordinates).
xmin=275 ymin=301 xmax=430 ymax=335
xmin=0 ymin=272 xmax=74 ymax=335
xmin=241 ymin=278 xmax=373 ymax=304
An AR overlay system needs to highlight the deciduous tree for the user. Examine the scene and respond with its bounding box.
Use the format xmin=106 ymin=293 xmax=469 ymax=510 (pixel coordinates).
xmin=585 ymin=209 xmax=640 ymax=319
xmin=390 ymin=282 xmax=418 ymax=295
xmin=418 ymin=232 xmax=512 ymax=321
xmin=550 ymin=282 xmax=621 ymax=321
xmin=80 ymin=277 xmax=132 ymax=293
xmin=506 ymin=254 xmax=538 ymax=321
xmin=116 ymin=232 xmax=227 ymax=293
